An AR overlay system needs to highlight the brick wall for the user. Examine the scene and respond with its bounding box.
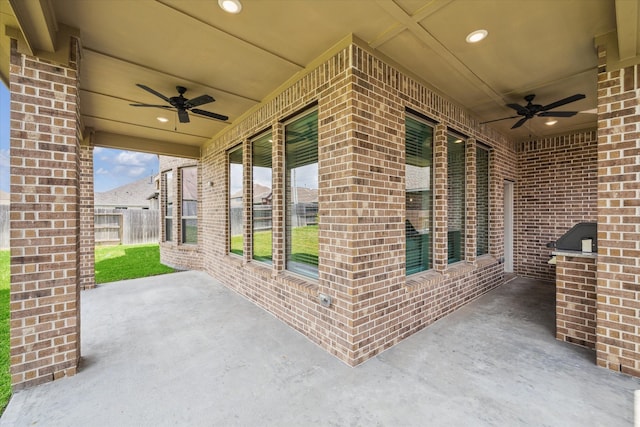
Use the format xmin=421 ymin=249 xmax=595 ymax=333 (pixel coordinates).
xmin=596 ymin=45 xmax=640 ymax=376
xmin=159 ymin=156 xmax=203 ymax=271
xmin=514 ymin=131 xmax=598 ymax=281
xmin=166 ymin=39 xmax=518 ymax=366
xmin=79 ymin=141 xmax=95 ymax=290
xmin=9 ymin=38 xmax=81 ymax=388
xmin=555 ymin=254 xmax=597 ymax=348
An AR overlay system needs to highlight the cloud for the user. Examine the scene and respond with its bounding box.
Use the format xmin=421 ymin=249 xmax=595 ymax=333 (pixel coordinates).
xmin=96 ymin=167 xmax=109 ymax=175
xmin=115 ymin=151 xmax=156 ymax=167
xmin=0 ymin=148 xmax=8 ymax=168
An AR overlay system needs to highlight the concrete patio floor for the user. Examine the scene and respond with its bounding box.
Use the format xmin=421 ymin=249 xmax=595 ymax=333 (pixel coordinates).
xmin=2 ymin=271 xmax=639 ymax=426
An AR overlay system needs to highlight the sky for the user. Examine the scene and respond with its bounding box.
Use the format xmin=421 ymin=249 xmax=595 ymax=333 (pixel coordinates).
xmin=0 ymin=83 xmax=158 ymax=193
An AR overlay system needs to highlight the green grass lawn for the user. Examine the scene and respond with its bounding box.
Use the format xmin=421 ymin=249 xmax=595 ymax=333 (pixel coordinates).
xmin=95 ymin=244 xmax=175 ymax=284
xmin=0 ymin=251 xmax=10 ymax=415
xmin=231 ymin=225 xmax=318 ymax=264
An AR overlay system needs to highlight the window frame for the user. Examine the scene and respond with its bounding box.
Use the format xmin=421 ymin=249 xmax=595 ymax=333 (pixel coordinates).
xmin=447 ymin=131 xmax=467 ymax=264
xmin=476 ymin=143 xmax=491 ymax=256
xmin=180 ymin=165 xmax=198 ymax=245
xmin=251 ymin=131 xmax=273 ymax=264
xmin=228 ymin=144 xmax=244 ymax=257
xmin=405 ymin=113 xmax=435 ymax=276
xmin=284 ymin=107 xmax=319 ymax=279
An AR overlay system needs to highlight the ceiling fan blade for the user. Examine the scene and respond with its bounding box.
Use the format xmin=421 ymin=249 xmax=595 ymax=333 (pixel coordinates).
xmin=506 ymin=103 xmax=527 ymax=114
xmin=178 ymin=109 xmax=190 ymax=123
xmin=480 ymin=115 xmax=520 ymax=125
xmin=540 ymin=94 xmax=585 ymax=111
xmin=185 ymin=94 xmax=214 ymax=108
xmin=191 ymin=108 xmax=229 ymax=121
xmin=511 ymin=117 xmax=529 ymax=129
xmin=129 ymin=103 xmax=172 ymax=108
xmin=136 ymin=84 xmax=170 ymax=102
xmin=538 ymin=111 xmax=578 ymax=117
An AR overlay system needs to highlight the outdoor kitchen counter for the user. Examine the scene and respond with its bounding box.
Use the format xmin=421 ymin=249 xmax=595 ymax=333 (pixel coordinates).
xmin=553 ymin=249 xmax=597 ymax=258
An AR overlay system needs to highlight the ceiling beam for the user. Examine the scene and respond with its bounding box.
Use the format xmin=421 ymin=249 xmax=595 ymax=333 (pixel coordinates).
xmin=92 ymin=131 xmax=201 ymax=159
xmin=370 ymin=0 xmax=452 ymax=48
xmin=156 ymin=0 xmax=305 ymax=70
xmin=83 ymin=47 xmax=261 ymax=104
xmin=8 ymin=0 xmax=56 ymax=54
xmin=615 ymin=0 xmax=639 ymax=61
xmin=374 ymin=0 xmax=506 ymax=108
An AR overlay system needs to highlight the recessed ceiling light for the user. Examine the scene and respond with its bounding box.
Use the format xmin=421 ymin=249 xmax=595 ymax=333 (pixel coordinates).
xmin=219 ymin=0 xmax=242 ymax=14
xmin=545 ymin=119 xmax=558 ymax=126
xmin=454 ymin=139 xmax=463 ymax=144
xmin=466 ymin=29 xmax=488 ymax=43
xmin=157 ymin=117 xmax=169 ymax=123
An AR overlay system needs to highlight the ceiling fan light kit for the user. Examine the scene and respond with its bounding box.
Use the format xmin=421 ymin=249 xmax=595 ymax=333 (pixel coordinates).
xmin=130 ymin=84 xmax=229 ymax=124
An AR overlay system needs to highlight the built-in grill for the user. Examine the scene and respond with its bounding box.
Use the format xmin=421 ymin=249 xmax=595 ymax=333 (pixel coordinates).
xmin=548 ymin=222 xmax=597 ymax=253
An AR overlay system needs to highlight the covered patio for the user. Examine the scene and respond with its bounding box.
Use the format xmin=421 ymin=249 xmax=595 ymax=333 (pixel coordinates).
xmin=1 ymin=272 xmax=637 ymax=426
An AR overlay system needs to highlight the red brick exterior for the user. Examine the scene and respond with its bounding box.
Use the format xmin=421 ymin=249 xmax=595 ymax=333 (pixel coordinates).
xmin=160 ymin=41 xmax=517 ymax=366
xmin=9 ymin=38 xmax=81 ymax=388
xmin=556 ymin=254 xmax=597 ymax=348
xmin=514 ymin=131 xmax=598 ymax=281
xmin=596 ymin=45 xmax=640 ymax=376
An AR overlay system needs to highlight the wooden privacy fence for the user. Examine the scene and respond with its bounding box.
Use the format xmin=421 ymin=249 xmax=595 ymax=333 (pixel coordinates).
xmin=95 ymin=208 xmax=159 ymax=245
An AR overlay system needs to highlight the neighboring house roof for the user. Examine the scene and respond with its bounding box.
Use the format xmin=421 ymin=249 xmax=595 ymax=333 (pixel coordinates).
xmin=95 ymin=176 xmax=158 ymax=209
xmin=0 ymin=190 xmax=8 ymax=205
xmin=230 ymin=184 xmax=317 ymax=208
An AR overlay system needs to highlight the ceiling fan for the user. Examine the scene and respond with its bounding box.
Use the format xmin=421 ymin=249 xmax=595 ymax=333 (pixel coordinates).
xmin=482 ymin=93 xmax=585 ymax=129
xmin=130 ymin=84 xmax=228 ymax=123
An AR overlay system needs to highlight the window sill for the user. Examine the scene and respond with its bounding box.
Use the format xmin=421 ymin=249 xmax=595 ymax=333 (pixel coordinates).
xmin=445 ymin=261 xmax=475 ymax=279
xmin=475 ymin=254 xmax=497 ymax=268
xmin=279 ymin=271 xmax=319 ymax=296
xmin=405 ymin=270 xmax=444 ymax=292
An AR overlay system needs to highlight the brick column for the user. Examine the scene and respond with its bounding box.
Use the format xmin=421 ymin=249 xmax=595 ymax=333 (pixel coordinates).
xmin=433 ymin=124 xmax=448 ymax=272
xmin=555 ymin=254 xmax=597 ymax=349
xmin=271 ymin=122 xmax=285 ymax=274
xmin=9 ymin=38 xmax=82 ymax=388
xmin=595 ymin=44 xmax=640 ymax=376
xmin=243 ymin=138 xmax=252 ymax=262
xmin=79 ymin=138 xmax=95 ymax=290
xmin=465 ymin=138 xmax=477 ymax=263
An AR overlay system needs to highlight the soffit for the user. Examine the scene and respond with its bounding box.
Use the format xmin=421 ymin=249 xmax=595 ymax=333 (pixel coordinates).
xmin=1 ymin=0 xmax=625 ymax=154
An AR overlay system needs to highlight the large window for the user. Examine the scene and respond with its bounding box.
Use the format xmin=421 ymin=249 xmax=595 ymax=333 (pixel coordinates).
xmin=476 ymin=145 xmax=490 ymax=256
xmin=252 ymin=132 xmax=273 ymax=264
xmin=405 ymin=115 xmax=433 ymax=274
xmin=447 ymin=134 xmax=465 ymax=263
xmin=181 ymin=166 xmax=198 ymax=244
xmin=164 ymin=171 xmax=173 ymax=242
xmin=229 ymin=146 xmax=243 ymax=256
xmin=285 ymin=109 xmax=318 ymax=278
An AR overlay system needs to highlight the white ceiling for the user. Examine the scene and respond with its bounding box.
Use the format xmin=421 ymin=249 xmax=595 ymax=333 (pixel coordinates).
xmin=2 ymin=0 xmax=636 ymax=157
